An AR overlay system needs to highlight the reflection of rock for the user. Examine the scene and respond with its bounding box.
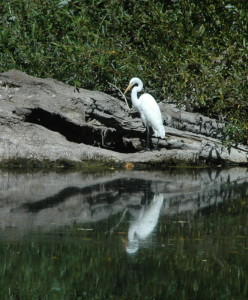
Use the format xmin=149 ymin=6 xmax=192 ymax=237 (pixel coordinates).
xmin=162 ymin=167 xmax=248 ymax=215
xmin=0 ymin=168 xmax=247 ymax=235
xmin=126 ymin=194 xmax=164 ymax=254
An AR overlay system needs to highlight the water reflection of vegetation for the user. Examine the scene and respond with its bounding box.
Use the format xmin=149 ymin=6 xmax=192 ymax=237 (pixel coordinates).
xmin=1 ymin=197 xmax=248 ymax=299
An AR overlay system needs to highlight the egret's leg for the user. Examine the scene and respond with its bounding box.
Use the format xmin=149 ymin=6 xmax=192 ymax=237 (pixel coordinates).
xmin=145 ymin=126 xmax=150 ymax=151
xmin=155 ymin=137 xmax=160 ymax=151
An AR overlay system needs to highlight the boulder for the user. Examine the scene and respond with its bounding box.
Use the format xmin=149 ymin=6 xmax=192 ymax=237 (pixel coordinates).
xmin=0 ymin=69 xmax=247 ymax=167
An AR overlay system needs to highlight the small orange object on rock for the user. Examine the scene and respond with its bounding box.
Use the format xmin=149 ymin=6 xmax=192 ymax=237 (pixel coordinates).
xmin=124 ymin=162 xmax=134 ymax=170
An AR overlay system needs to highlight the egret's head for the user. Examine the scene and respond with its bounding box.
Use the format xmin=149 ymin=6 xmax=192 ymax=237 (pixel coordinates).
xmin=124 ymin=77 xmax=143 ymax=94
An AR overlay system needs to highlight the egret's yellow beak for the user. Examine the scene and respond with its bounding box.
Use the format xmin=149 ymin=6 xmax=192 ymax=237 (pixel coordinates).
xmin=124 ymin=83 xmax=133 ymax=94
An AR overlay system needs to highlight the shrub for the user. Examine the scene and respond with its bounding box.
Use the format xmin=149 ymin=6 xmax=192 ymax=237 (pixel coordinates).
xmin=0 ymin=0 xmax=247 ymax=145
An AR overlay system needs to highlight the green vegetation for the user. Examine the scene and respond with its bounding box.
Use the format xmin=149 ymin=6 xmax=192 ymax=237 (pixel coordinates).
xmin=0 ymin=157 xmax=120 ymax=170
xmin=0 ymin=157 xmax=207 ymax=170
xmin=0 ymin=0 xmax=247 ymax=145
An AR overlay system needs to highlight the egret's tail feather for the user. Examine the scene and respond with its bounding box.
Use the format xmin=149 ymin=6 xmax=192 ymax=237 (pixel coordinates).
xmin=155 ymin=126 xmax=165 ymax=139
xmin=160 ymin=126 xmax=165 ymax=139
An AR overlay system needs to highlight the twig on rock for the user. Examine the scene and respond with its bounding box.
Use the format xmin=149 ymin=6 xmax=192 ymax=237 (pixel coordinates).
xmin=108 ymin=82 xmax=130 ymax=111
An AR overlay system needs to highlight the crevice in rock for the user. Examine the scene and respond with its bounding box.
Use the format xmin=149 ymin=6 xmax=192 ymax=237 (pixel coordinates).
xmin=0 ymin=80 xmax=20 ymax=88
xmin=22 ymin=108 xmax=137 ymax=153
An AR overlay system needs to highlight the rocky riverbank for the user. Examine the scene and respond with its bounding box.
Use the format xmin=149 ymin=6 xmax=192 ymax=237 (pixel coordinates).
xmin=0 ymin=69 xmax=247 ymax=169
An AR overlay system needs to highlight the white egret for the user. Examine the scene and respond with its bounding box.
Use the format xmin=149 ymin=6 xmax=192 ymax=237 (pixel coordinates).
xmin=124 ymin=77 xmax=165 ymax=150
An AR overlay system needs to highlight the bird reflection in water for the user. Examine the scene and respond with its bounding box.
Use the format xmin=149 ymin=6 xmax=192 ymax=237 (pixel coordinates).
xmin=126 ymin=194 xmax=164 ymax=254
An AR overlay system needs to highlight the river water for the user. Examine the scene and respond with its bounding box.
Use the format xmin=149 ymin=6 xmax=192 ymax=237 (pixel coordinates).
xmin=0 ymin=167 xmax=248 ymax=299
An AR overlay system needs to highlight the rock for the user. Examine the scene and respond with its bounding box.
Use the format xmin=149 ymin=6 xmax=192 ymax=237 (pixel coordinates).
xmin=0 ymin=69 xmax=247 ymax=167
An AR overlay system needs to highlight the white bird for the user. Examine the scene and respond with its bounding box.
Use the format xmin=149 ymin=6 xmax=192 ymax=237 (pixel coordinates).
xmin=124 ymin=77 xmax=165 ymax=150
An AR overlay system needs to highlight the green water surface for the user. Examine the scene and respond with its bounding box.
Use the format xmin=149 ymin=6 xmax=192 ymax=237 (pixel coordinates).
xmin=0 ymin=169 xmax=248 ymax=300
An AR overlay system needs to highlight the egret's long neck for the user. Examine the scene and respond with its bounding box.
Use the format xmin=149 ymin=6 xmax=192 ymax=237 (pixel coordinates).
xmin=131 ymin=82 xmax=143 ymax=110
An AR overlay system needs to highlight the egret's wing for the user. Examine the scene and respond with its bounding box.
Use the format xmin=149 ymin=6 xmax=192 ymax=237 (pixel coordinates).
xmin=139 ymin=94 xmax=165 ymax=138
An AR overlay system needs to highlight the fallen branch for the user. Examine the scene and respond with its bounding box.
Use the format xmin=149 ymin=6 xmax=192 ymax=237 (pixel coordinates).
xmin=108 ymin=82 xmax=130 ymax=110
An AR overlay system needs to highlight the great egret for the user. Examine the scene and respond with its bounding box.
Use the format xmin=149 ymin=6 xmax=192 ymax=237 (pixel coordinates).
xmin=124 ymin=77 xmax=165 ymax=150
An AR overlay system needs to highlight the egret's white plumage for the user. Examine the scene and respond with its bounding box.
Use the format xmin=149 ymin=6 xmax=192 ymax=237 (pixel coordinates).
xmin=124 ymin=77 xmax=165 ymax=149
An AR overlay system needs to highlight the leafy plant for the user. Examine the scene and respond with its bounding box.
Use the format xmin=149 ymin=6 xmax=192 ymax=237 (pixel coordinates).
xmin=0 ymin=0 xmax=247 ymax=145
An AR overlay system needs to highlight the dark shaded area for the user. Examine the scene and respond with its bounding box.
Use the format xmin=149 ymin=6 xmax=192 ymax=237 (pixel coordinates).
xmin=23 ymin=108 xmax=137 ymax=153
xmin=24 ymin=108 xmax=97 ymax=144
